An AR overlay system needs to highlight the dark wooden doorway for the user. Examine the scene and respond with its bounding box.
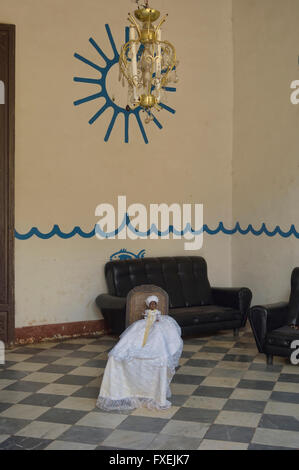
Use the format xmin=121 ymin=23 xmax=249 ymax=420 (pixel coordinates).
xmin=0 ymin=24 xmax=15 ymax=346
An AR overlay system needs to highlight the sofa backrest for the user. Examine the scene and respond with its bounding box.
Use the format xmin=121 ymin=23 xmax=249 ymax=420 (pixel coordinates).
xmin=104 ymin=256 xmax=213 ymax=308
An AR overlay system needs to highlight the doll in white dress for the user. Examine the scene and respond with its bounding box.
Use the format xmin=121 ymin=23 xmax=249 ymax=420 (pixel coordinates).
xmin=97 ymin=295 xmax=183 ymax=411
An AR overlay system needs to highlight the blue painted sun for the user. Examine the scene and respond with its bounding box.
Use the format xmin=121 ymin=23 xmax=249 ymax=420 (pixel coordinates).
xmin=73 ymin=24 xmax=176 ymax=144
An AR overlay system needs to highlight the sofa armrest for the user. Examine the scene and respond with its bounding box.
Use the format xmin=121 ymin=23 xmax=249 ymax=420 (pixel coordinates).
xmin=96 ymin=294 xmax=126 ymax=311
xmin=211 ymin=287 xmax=252 ymax=326
xmin=95 ymin=294 xmax=126 ymax=335
xmin=249 ymin=302 xmax=289 ymax=353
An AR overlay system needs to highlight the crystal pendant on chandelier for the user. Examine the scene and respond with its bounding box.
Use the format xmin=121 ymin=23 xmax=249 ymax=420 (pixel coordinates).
xmin=119 ymin=1 xmax=178 ymax=119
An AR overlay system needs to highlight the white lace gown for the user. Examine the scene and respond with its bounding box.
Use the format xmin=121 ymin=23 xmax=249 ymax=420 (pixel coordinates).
xmin=97 ymin=310 xmax=183 ymax=411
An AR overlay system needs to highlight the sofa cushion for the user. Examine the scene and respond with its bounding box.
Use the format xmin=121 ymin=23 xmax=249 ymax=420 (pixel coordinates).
xmin=169 ymin=305 xmax=241 ymax=327
xmin=266 ymin=325 xmax=299 ymax=348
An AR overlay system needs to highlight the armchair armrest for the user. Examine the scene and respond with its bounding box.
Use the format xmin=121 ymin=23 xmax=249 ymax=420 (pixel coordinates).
xmin=95 ymin=294 xmax=126 ymax=335
xmin=211 ymin=287 xmax=252 ymax=326
xmin=249 ymin=302 xmax=289 ymax=353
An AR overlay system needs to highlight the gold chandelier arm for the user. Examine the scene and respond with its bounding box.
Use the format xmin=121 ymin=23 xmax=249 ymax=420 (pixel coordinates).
xmin=155 ymin=14 xmax=168 ymax=34
xmin=127 ymin=14 xmax=141 ymax=39
xmin=157 ymin=39 xmax=177 ymax=87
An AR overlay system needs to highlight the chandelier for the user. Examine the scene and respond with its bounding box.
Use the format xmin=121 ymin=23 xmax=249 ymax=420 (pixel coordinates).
xmin=119 ymin=0 xmax=178 ymax=123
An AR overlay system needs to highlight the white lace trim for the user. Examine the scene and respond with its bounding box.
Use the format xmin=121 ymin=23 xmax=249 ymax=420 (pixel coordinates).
xmin=97 ymin=396 xmax=172 ymax=411
xmin=109 ymin=338 xmax=183 ymax=375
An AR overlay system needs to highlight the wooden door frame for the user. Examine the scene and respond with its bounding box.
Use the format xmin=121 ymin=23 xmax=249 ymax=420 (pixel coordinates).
xmin=0 ymin=24 xmax=15 ymax=346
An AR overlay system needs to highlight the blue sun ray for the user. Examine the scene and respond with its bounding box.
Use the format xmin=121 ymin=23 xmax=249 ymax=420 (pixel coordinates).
xmin=89 ymin=103 xmax=110 ymax=125
xmin=74 ymin=53 xmax=104 ymax=73
xmin=135 ymin=112 xmax=149 ymax=144
xmin=74 ymin=92 xmax=103 ymax=106
xmin=159 ymin=102 xmax=176 ymax=114
xmin=145 ymin=111 xmax=163 ymax=130
xmin=104 ymin=110 xmax=119 ymax=142
xmin=124 ymin=113 xmax=129 ymax=143
xmin=164 ymin=87 xmax=176 ymax=92
xmin=125 ymin=26 xmax=129 ymax=43
xmin=105 ymin=24 xmax=119 ymax=60
xmin=73 ymin=77 xmax=102 ymax=85
xmin=152 ymin=115 xmax=163 ymax=129
xmin=137 ymin=44 xmax=144 ymax=61
xmin=89 ymin=37 xmax=110 ymax=63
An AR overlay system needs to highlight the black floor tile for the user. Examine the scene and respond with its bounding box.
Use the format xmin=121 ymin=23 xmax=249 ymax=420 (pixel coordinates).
xmin=0 ymin=402 xmax=13 ymax=413
xmin=183 ymin=338 xmax=207 ymax=345
xmin=4 ymin=380 xmax=46 ymax=393
xmin=248 ymin=363 xmax=283 ymax=373
xmin=185 ymin=359 xmax=219 ymax=368
xmin=38 ymin=408 xmax=86 ymax=425
xmin=72 ymin=387 xmax=99 ymax=399
xmin=0 ymin=370 xmax=29 ymax=380
xmin=181 ymin=351 xmax=195 ymax=358
xmin=258 ymin=413 xmax=299 ymax=432
xmin=223 ymin=354 xmax=255 ymax=363
xmin=12 ymin=347 xmax=48 ymax=355
xmin=24 ymin=355 xmax=59 ymax=364
xmin=172 ymin=407 xmax=219 ymax=423
xmin=0 ymin=435 xmax=52 ymax=450
xmin=52 ymin=343 xmax=85 ymax=350
xmin=54 ymin=374 xmax=94 ymax=386
xmin=193 ymin=385 xmax=234 ymax=398
xmin=0 ymin=417 xmax=31 ymax=435
xmin=270 ymin=391 xmax=299 ymax=404
xmin=0 ymin=361 xmax=17 ymax=369
xmin=200 ymin=346 xmax=229 ymax=354
xmin=67 ymin=351 xmax=99 ymax=359
xmin=38 ymin=364 xmax=76 ymax=374
xmin=223 ymin=399 xmax=266 ymax=413
xmin=237 ymin=379 xmax=275 ymax=391
xmin=20 ymin=393 xmax=67 ymax=407
xmin=58 ymin=425 xmax=113 ymax=445
xmin=170 ymin=395 xmax=189 ymax=406
xmin=204 ymin=424 xmax=255 ymax=443
xmin=172 ymin=374 xmax=205 ymax=385
xmin=278 ymin=373 xmax=299 ymax=384
xmin=83 ymin=359 xmax=108 ymax=368
xmin=117 ymin=416 xmax=168 ymax=433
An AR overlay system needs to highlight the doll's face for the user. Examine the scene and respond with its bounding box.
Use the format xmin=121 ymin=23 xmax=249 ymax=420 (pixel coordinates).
xmin=149 ymin=301 xmax=157 ymax=310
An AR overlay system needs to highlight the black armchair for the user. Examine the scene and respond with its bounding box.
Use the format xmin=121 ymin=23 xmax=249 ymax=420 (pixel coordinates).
xmin=249 ymin=268 xmax=299 ymax=365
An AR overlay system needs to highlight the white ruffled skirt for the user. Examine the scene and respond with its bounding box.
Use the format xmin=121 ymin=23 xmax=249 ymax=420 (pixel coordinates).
xmin=97 ymin=315 xmax=183 ymax=411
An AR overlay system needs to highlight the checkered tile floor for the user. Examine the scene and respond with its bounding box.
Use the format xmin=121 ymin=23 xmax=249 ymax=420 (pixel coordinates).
xmin=0 ymin=328 xmax=299 ymax=450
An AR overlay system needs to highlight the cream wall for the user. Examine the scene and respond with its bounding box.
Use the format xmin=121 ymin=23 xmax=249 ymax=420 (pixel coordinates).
xmin=232 ymin=0 xmax=299 ymax=304
xmin=0 ymin=0 xmax=233 ymax=327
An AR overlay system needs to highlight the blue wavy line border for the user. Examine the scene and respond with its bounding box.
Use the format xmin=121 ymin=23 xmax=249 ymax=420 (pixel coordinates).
xmin=14 ymin=222 xmax=299 ymax=240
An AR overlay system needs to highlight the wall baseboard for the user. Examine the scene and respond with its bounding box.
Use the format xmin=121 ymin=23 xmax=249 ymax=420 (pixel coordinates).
xmin=15 ymin=319 xmax=108 ymax=345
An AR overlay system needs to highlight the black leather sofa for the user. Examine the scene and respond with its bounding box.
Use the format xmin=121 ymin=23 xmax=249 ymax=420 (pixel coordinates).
xmin=249 ymin=267 xmax=299 ymax=365
xmin=96 ymin=256 xmax=252 ymax=336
